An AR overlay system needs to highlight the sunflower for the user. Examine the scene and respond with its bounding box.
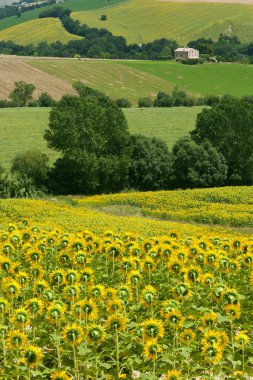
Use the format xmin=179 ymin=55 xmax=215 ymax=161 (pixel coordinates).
xmin=51 ymin=370 xmax=72 ymax=380
xmin=0 ymin=256 xmax=13 ymax=274
xmin=7 ymin=329 xmax=27 ymax=349
xmin=224 ymin=304 xmax=241 ymax=320
xmin=218 ymin=330 xmax=229 ymax=349
xmin=107 ymin=298 xmax=123 ymax=314
xmin=0 ymin=298 xmax=10 ymax=315
xmin=142 ymin=319 xmax=164 ymax=340
xmin=71 ymin=299 xmax=98 ymax=320
xmin=165 ymin=369 xmax=181 ymax=380
xmin=22 ymin=345 xmax=43 ymax=368
xmin=160 ymin=300 xmax=180 ymax=317
xmin=127 ymin=270 xmax=142 ymax=285
xmin=25 ymin=249 xmax=43 ymax=263
xmin=2 ymin=279 xmax=21 ymax=298
xmin=33 ymin=280 xmax=50 ymax=295
xmin=166 ymin=309 xmax=185 ymax=330
xmin=222 ymin=288 xmax=240 ymax=305
xmin=173 ymin=282 xmax=192 ymax=299
xmin=117 ymin=286 xmax=132 ymax=303
xmin=50 ymin=269 xmax=66 ymax=286
xmin=235 ymin=331 xmax=249 ymax=347
xmin=201 ymin=312 xmax=217 ymax=329
xmin=201 ymin=273 xmax=215 ymax=287
xmin=30 ymin=264 xmax=45 ymax=280
xmin=141 ymin=258 xmax=156 ymax=272
xmin=168 ymin=258 xmax=183 ymax=275
xmin=202 ymin=330 xmax=222 ymax=346
xmin=47 ymin=304 xmax=66 ymax=324
xmin=141 ymin=285 xmax=157 ymax=307
xmin=15 ymin=271 xmax=29 ymax=287
xmin=179 ymin=329 xmax=196 ymax=345
xmin=143 ymin=338 xmax=162 ymax=360
xmin=56 ymin=251 xmax=72 ymax=266
xmin=105 ymin=287 xmax=117 ymax=300
xmin=121 ymin=258 xmax=135 ymax=272
xmin=79 ymin=268 xmax=94 ymax=285
xmin=11 ymin=307 xmax=30 ymax=327
xmin=202 ymin=342 xmax=223 ymax=364
xmin=62 ymin=323 xmax=83 ymax=346
xmin=64 ymin=269 xmax=79 ymax=285
xmin=106 ymin=314 xmax=128 ymax=332
xmin=63 ymin=284 xmax=80 ymax=302
xmin=86 ymin=324 xmax=107 ymax=343
xmin=73 ymin=251 xmax=90 ymax=267
xmin=25 ymin=298 xmax=44 ymax=316
xmin=185 ymin=265 xmax=201 ymax=283
xmin=90 ymin=285 xmax=106 ymax=300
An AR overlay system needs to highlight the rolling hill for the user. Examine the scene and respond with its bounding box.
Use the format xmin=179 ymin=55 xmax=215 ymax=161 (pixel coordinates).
xmin=0 ymin=106 xmax=202 ymax=169
xmin=0 ymin=18 xmax=81 ymax=44
xmin=73 ymin=0 xmax=253 ymax=44
xmin=0 ymin=0 xmax=127 ymax=32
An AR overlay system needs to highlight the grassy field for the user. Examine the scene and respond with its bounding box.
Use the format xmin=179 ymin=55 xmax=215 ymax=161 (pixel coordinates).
xmin=0 ymin=18 xmax=81 ymax=44
xmin=120 ymin=60 xmax=253 ymax=97
xmin=0 ymin=0 xmax=126 ymax=32
xmin=28 ymin=59 xmax=174 ymax=105
xmin=73 ymin=0 xmax=253 ymax=44
xmin=0 ymin=106 xmax=202 ymax=169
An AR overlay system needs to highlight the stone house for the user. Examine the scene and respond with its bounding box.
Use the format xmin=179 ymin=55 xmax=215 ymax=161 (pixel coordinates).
xmin=174 ymin=47 xmax=199 ymax=60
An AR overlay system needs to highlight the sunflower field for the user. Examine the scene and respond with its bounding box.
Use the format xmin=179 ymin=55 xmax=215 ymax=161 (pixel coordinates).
xmin=0 ymin=221 xmax=252 ymax=380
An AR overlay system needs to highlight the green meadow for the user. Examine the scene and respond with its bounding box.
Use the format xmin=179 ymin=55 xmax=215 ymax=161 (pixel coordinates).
xmin=0 ymin=0 xmax=126 ymax=32
xmin=74 ymin=0 xmax=253 ymax=44
xmin=119 ymin=61 xmax=253 ymax=97
xmin=0 ymin=106 xmax=202 ymax=169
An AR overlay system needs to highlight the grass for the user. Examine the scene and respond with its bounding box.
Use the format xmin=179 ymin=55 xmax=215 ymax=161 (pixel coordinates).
xmin=119 ymin=60 xmax=253 ymax=97
xmin=28 ymin=59 xmax=173 ymax=106
xmin=0 ymin=106 xmax=201 ymax=169
xmin=73 ymin=0 xmax=253 ymax=44
xmin=0 ymin=0 xmax=127 ymax=32
xmin=0 ymin=18 xmax=81 ymax=44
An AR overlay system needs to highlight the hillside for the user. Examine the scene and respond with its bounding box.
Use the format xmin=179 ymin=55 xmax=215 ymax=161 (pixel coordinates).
xmin=0 ymin=106 xmax=201 ymax=168
xmin=73 ymin=0 xmax=253 ymax=44
xmin=0 ymin=17 xmax=82 ymax=44
xmin=0 ymin=0 xmax=127 ymax=32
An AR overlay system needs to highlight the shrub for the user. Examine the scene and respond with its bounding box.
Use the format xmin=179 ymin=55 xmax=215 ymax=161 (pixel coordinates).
xmin=38 ymin=92 xmax=55 ymax=107
xmin=115 ymin=98 xmax=132 ymax=108
xmin=138 ymin=97 xmax=153 ymax=108
xmin=100 ymin=14 xmax=107 ymax=21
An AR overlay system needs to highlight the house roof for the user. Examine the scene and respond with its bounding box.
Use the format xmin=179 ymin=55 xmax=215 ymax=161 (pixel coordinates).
xmin=175 ymin=47 xmax=199 ymax=52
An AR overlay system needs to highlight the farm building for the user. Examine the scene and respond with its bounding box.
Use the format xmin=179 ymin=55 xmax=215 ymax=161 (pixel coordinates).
xmin=174 ymin=47 xmax=199 ymax=60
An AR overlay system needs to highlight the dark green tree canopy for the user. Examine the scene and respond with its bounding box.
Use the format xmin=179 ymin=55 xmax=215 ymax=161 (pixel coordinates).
xmin=191 ymin=99 xmax=253 ymax=183
xmin=129 ymin=135 xmax=174 ymax=191
xmin=44 ymin=94 xmax=130 ymax=157
xmin=173 ymin=137 xmax=227 ymax=188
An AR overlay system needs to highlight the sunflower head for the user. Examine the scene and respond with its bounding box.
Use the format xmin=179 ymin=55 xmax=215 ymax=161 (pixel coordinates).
xmin=235 ymin=331 xmax=249 ymax=347
xmin=106 ymin=314 xmax=128 ymax=332
xmin=143 ymin=338 xmax=162 ymax=360
xmin=22 ymin=345 xmax=43 ymax=368
xmin=166 ymin=369 xmax=181 ymax=380
xmin=142 ymin=318 xmax=164 ymax=340
xmin=179 ymin=329 xmax=196 ymax=345
xmin=7 ymin=329 xmax=27 ymax=349
xmin=86 ymin=324 xmax=106 ymax=343
xmin=141 ymin=285 xmax=157 ymax=306
xmin=202 ymin=342 xmax=223 ymax=364
xmin=50 ymin=370 xmax=72 ymax=380
xmin=62 ymin=323 xmax=83 ymax=346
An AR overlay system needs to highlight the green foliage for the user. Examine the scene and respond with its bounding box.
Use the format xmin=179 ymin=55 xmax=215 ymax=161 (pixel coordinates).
xmin=173 ymin=137 xmax=227 ymax=188
xmin=37 ymin=92 xmax=55 ymax=107
xmin=129 ymin=135 xmax=174 ymax=191
xmin=191 ymin=98 xmax=253 ymax=184
xmin=9 ymin=81 xmax=35 ymax=106
xmin=138 ymin=97 xmax=153 ymax=108
xmin=45 ymin=94 xmax=130 ymax=157
xmin=115 ymin=98 xmax=132 ymax=108
xmin=11 ymin=149 xmax=50 ymax=190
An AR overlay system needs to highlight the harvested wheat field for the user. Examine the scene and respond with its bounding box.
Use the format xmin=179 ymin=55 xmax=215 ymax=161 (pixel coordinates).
xmin=0 ymin=57 xmax=76 ymax=100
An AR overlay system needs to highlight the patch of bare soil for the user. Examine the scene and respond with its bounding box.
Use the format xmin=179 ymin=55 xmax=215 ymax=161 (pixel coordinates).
xmin=0 ymin=57 xmax=76 ymax=100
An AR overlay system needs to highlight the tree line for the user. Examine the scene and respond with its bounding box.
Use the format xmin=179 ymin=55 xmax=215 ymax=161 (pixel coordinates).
xmin=1 ymin=5 xmax=253 ymax=62
xmin=1 ymin=83 xmax=253 ymax=198
xmin=0 ymin=0 xmax=56 ymax=21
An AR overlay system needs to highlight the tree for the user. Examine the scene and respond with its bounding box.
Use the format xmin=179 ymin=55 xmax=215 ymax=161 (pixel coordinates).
xmin=9 ymin=81 xmax=35 ymax=106
xmin=128 ymin=135 xmax=174 ymax=190
xmin=172 ymin=137 xmax=227 ymax=188
xmin=45 ymin=92 xmax=131 ymax=194
xmin=45 ymin=94 xmax=130 ymax=157
xmin=191 ymin=98 xmax=253 ymax=183
xmin=38 ymin=92 xmax=55 ymax=107
xmin=138 ymin=97 xmax=153 ymax=108
xmin=11 ymin=149 xmax=50 ymax=190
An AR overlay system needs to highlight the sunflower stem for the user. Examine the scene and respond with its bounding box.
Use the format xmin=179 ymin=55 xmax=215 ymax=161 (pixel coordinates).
xmin=115 ymin=327 xmax=120 ymax=379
